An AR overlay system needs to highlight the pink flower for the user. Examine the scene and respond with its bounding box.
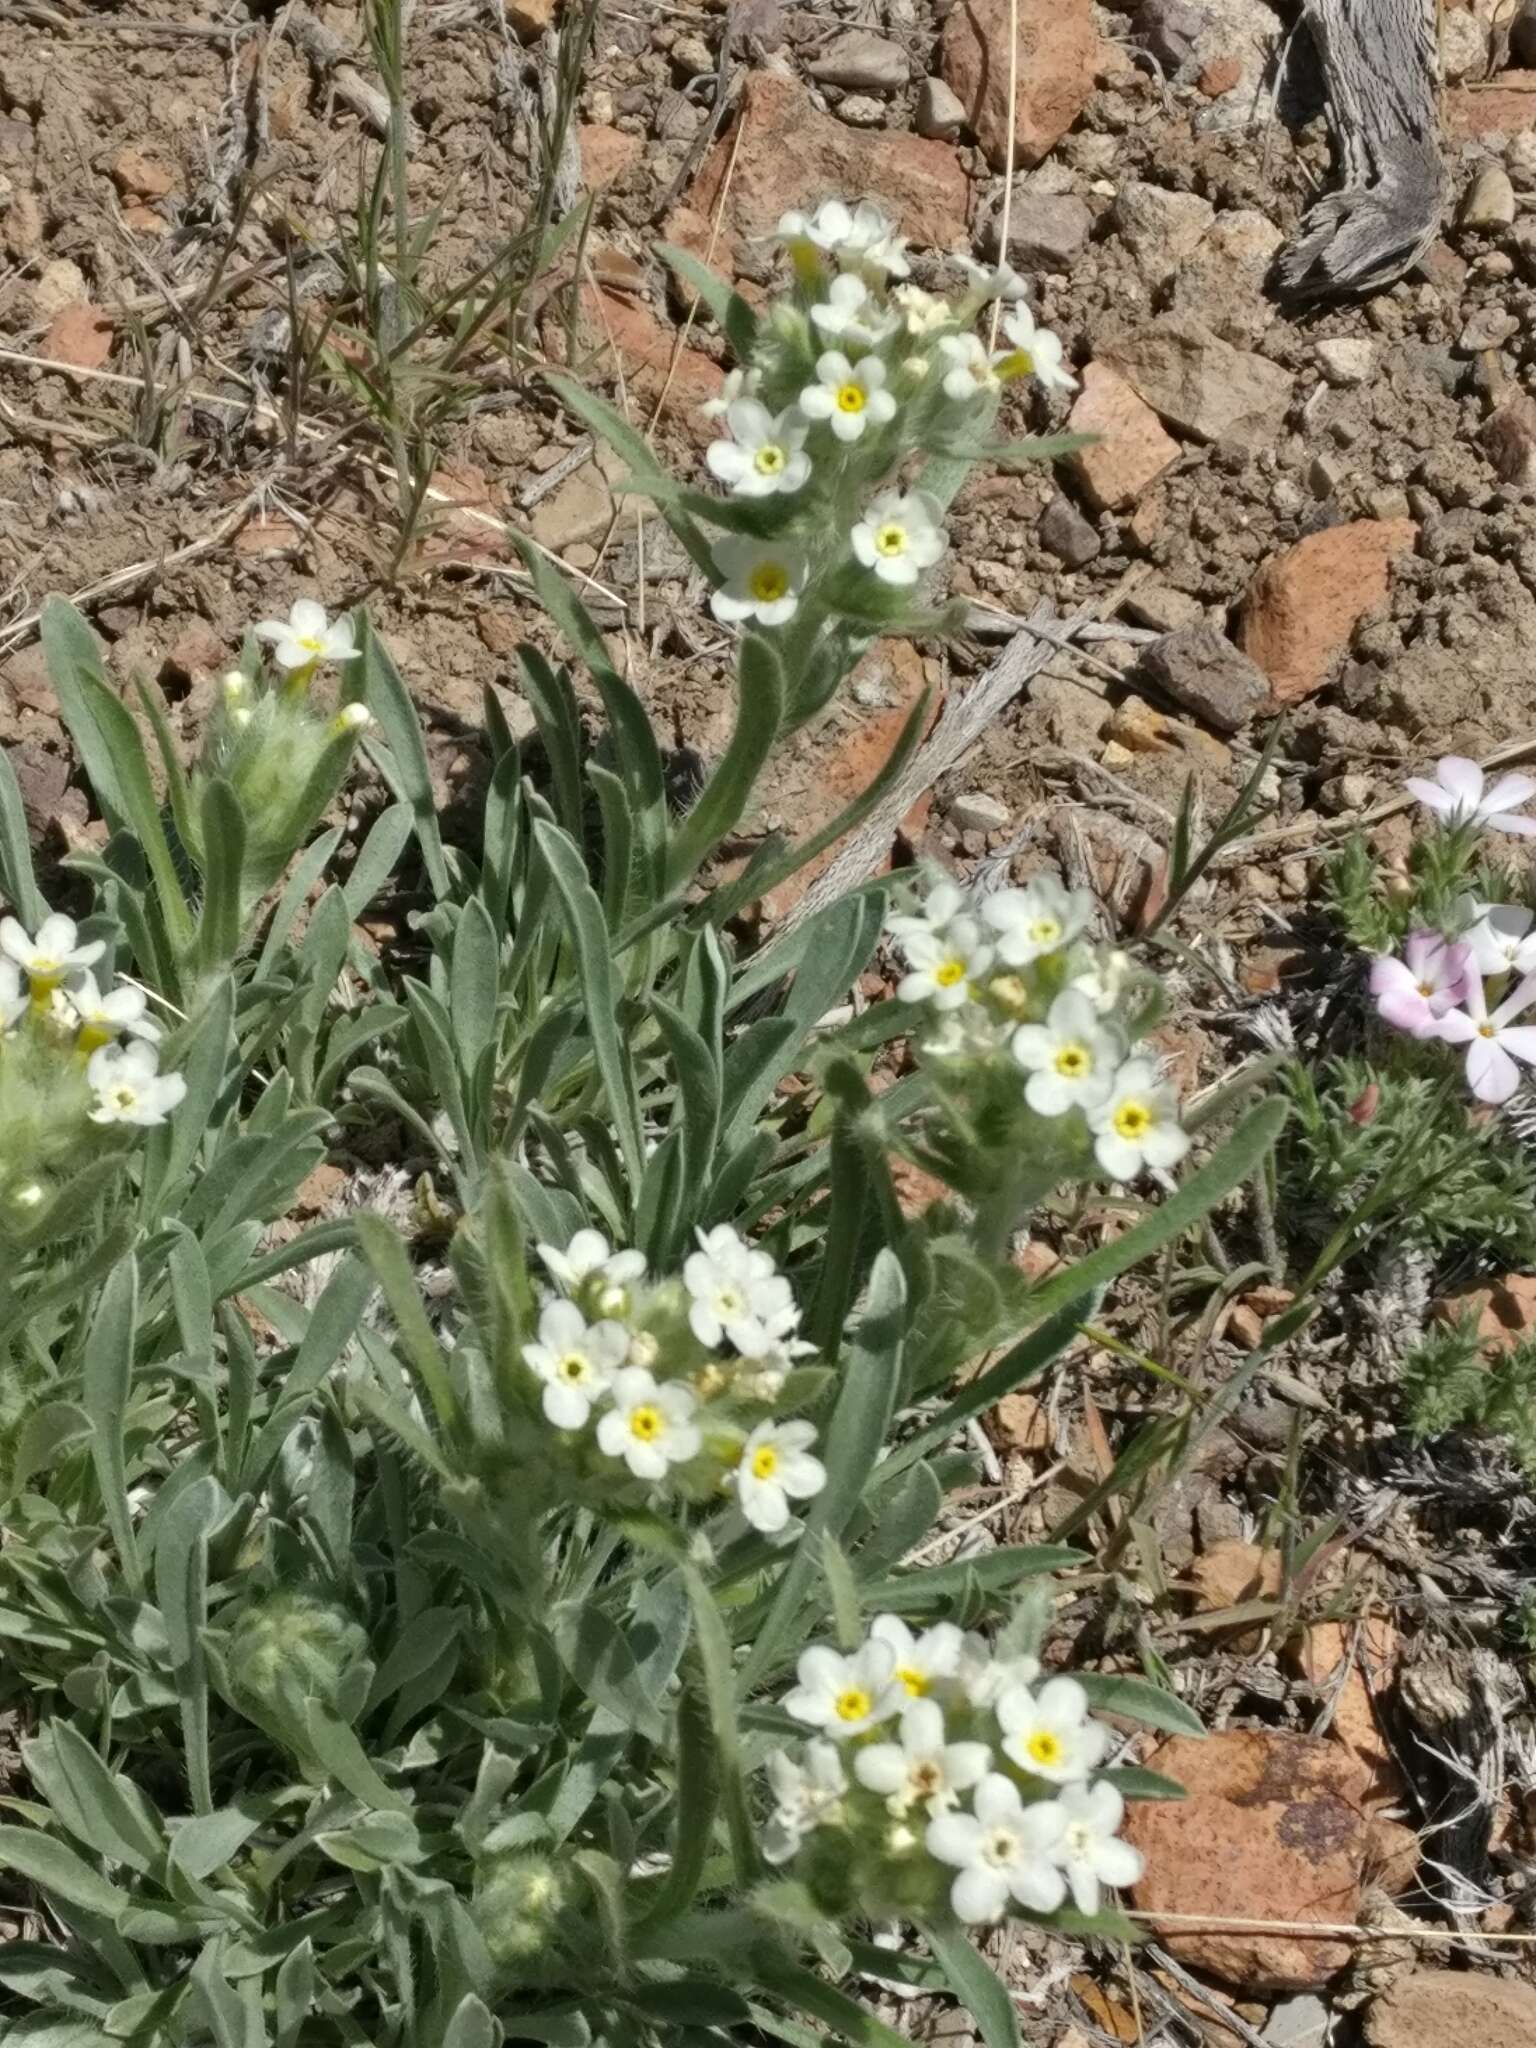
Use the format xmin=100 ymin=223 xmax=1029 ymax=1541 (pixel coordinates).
xmin=1369 ymin=932 xmax=1472 ymax=1039
xmin=1405 ymin=756 xmax=1536 ymax=837
xmin=1437 ymin=969 xmax=1536 ymax=1104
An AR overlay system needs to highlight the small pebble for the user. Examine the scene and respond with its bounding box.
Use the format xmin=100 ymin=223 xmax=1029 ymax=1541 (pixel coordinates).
xmin=915 ymin=75 xmax=966 ymax=139
xmin=948 ymin=790 xmax=1011 ymax=834
xmin=1314 ymin=337 xmax=1375 ymax=387
xmin=834 ymin=94 xmax=886 ymax=127
xmin=1459 ymin=161 xmax=1516 ymax=230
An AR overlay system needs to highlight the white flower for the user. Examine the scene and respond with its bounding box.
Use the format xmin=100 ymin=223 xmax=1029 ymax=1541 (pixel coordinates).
xmin=709 ymin=535 xmax=808 ymax=627
xmin=0 ymin=912 xmax=105 ymax=994
xmin=253 ymin=598 xmax=358 ymax=671
xmin=594 ymin=1367 xmax=702 ymax=1480
xmin=893 ymin=284 xmax=953 ymax=336
xmin=926 ymin=1772 xmax=1067 ymax=1922
xmin=1464 ymin=902 xmax=1536 ymax=978
xmin=521 ymin=1299 xmax=629 ymax=1430
xmin=86 ymin=1041 xmax=187 ymax=1128
xmin=735 ymin=1419 xmax=826 ymax=1533
xmin=1436 ymin=967 xmax=1536 ymax=1105
xmin=536 ymin=1229 xmax=647 ymax=1315
xmin=700 ymin=365 xmax=761 ymax=419
xmin=732 ymin=1338 xmax=813 ymax=1402
xmin=683 ymin=1224 xmax=799 ymax=1358
xmin=62 ymin=971 xmax=161 ymax=1048
xmin=888 ymin=879 xmax=971 ymax=946
xmin=993 ymin=304 xmax=1077 ymax=395
xmin=782 ymin=1638 xmax=904 ymax=1738
xmin=938 ymin=333 xmax=998 ymax=404
xmin=762 ymin=1742 xmax=847 ymax=1864
xmin=896 ymin=918 xmax=994 ymax=1011
xmin=778 ymin=199 xmax=908 ymax=280
xmin=850 ymin=489 xmax=947 ymax=587
xmin=1069 ymin=948 xmax=1134 ymax=1014
xmin=1406 ymin=755 xmax=1536 ymax=836
xmin=869 ymin=1614 xmax=965 ymax=1699
xmin=706 ymin=400 xmax=812 ymax=498
xmin=1087 ymin=1058 xmax=1191 ymax=1181
xmin=854 ymin=1698 xmax=992 ymax=1818
xmin=1010 ymin=990 xmax=1123 ymax=1118
xmin=797 ymin=352 xmax=897 ymax=445
xmin=952 ymin=254 xmax=1028 ymax=303
xmin=996 ymin=1677 xmax=1108 ymax=1785
xmin=956 ymin=1635 xmax=1042 ymax=1709
xmin=1050 ymin=1781 xmax=1144 ymax=1916
xmin=0 ymin=960 xmax=24 ymax=1029
xmin=981 ymin=878 xmax=1093 ymax=967
xmin=809 ymin=274 xmax=898 ymax=350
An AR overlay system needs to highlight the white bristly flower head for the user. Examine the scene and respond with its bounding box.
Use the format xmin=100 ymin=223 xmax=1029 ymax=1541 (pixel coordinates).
xmin=63 ymin=971 xmax=161 ymax=1051
xmin=956 ymin=1634 xmax=1042 ymax=1708
xmin=981 ymin=878 xmax=1094 ymax=967
xmin=1050 ymin=1781 xmax=1144 ymax=1916
xmin=992 ymin=304 xmax=1077 ymax=395
xmin=996 ymin=1676 xmax=1107 ymax=1785
xmin=777 ymin=199 xmax=908 ymax=280
xmin=798 ymin=352 xmax=897 ymax=445
xmin=1087 ymin=1057 xmax=1191 ymax=1181
xmin=926 ymin=1772 xmax=1067 ymax=1922
xmin=706 ymin=400 xmax=811 ymax=498
xmin=734 ymin=1419 xmax=826 ymax=1533
xmin=253 ymin=598 xmax=358 ymax=671
xmin=1 ymin=913 xmax=105 ymax=996
xmin=850 ymin=489 xmax=947 ymax=587
xmin=853 ymin=1698 xmax=992 ymax=1818
xmin=896 ymin=917 xmax=994 ymax=1011
xmin=1010 ymin=989 xmax=1124 ymax=1118
xmin=683 ymin=1224 xmax=799 ymax=1358
xmin=521 ymin=1299 xmax=629 ymax=1430
xmin=887 ymin=879 xmax=970 ymax=946
xmin=783 ymin=1637 xmax=903 ymax=1738
xmin=86 ymin=1041 xmax=187 ymax=1128
xmin=937 ymin=333 xmax=998 ymax=404
xmin=536 ymin=1229 xmax=647 ymax=1312
xmin=709 ymin=535 xmax=808 ymax=627
xmin=893 ymin=284 xmax=953 ymax=336
xmin=594 ymin=1367 xmax=702 ymax=1480
xmin=869 ymin=1614 xmax=965 ymax=1699
xmin=809 ymin=273 xmax=899 ymax=350
xmin=762 ymin=1742 xmax=847 ymax=1864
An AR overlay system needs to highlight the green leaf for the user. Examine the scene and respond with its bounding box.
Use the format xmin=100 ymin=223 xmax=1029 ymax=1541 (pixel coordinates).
xmin=1101 ymin=1765 xmax=1187 ymax=1801
xmin=0 ymin=745 xmax=44 ymax=930
xmin=354 ymin=1213 xmax=461 ymax=1439
xmin=255 ymin=826 xmax=343 ymax=975
xmin=169 ymin=1807 xmax=265 ymax=1882
xmin=302 ymin=1698 xmax=407 ymax=1811
xmin=862 ymin=1546 xmax=1083 ymax=1613
xmin=549 ymin=1602 xmax=665 ymax=1744
xmin=442 ymin=1995 xmax=498 ymax=2048
xmin=1075 ymin=1673 xmax=1204 ymax=1738
xmin=155 ymin=1474 xmax=228 ymax=1816
xmin=21 ymin=1723 xmax=165 ymax=1876
xmin=341 ymin=800 xmax=412 ymax=918
xmin=532 ymin=819 xmax=645 ymax=1195
xmin=517 ymin=649 xmax=586 ymax=841
xmin=920 ymin=1925 xmax=1021 ymax=2048
xmin=0 ymin=1823 xmax=135 ymax=1919
xmin=193 ymin=777 xmax=246 ymax=971
xmin=656 ymin=241 xmax=759 ymax=359
xmin=450 ymin=894 xmax=501 ymax=1089
xmin=666 ymin=634 xmax=785 ymax=890
xmin=158 ymin=977 xmax=235 ymax=1198
xmin=754 ymin=1958 xmax=912 ymax=2048
xmin=82 ymin=1254 xmax=141 ymax=1593
xmin=356 ymin=610 xmax=450 ymax=898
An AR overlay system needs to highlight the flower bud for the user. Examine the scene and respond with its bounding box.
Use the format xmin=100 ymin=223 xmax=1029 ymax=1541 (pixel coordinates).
xmin=227 ymin=1589 xmax=369 ymax=1720
xmin=473 ymin=1852 xmax=567 ymax=1968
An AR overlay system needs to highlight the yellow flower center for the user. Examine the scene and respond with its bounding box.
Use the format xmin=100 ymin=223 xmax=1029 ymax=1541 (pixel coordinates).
xmin=1054 ymin=1044 xmax=1090 ymax=1078
xmin=76 ymin=1024 xmax=113 ymax=1056
xmin=629 ymin=1405 xmax=663 ymax=1443
xmin=1029 ymin=919 xmax=1062 ymax=948
xmin=1478 ymin=1022 xmax=1497 ymax=1039
xmin=874 ymin=522 xmax=907 ymax=557
xmin=897 ymin=1665 xmax=928 ymax=1697
xmin=1113 ymin=1100 xmax=1153 ymax=1140
xmin=995 ymin=347 xmax=1035 ymax=381
xmin=1416 ymin=981 xmax=1435 ymax=997
xmin=297 ymin=635 xmax=326 ymax=655
xmin=834 ymin=1687 xmax=872 ymax=1723
xmin=556 ymin=1353 xmax=588 ymax=1383
xmin=934 ymin=959 xmax=967 ymax=988
xmin=108 ymin=1086 xmax=139 ymax=1115
xmin=836 ymin=382 xmax=866 ymax=414
xmin=1026 ymin=1730 xmax=1064 ymax=1769
xmin=754 ymin=443 xmax=787 ymax=475
xmin=748 ymin=562 xmax=790 ymax=604
xmin=750 ymin=1444 xmax=780 ymax=1481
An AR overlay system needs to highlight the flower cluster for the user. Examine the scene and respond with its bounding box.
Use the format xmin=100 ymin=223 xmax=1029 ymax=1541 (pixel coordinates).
xmin=0 ymin=908 xmax=186 ymax=1237
xmin=763 ymin=1619 xmax=1141 ymax=1925
xmin=522 ymin=1225 xmax=827 ymax=1532
xmin=699 ymin=199 xmax=1074 ymax=648
xmin=887 ymin=875 xmax=1190 ymax=1184
xmin=1372 ymin=758 xmax=1536 ymax=1104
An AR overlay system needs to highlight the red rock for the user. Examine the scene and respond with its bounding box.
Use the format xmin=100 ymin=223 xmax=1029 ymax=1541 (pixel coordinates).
xmin=1126 ymin=1732 xmax=1373 ymax=1991
xmin=890 ymin=1158 xmax=952 ymax=1218
xmin=939 ymin=0 xmax=1101 ymax=170
xmin=1198 ymin=55 xmax=1243 ymax=96
xmin=1435 ymin=1272 xmax=1536 ymax=1353
xmin=1482 ymin=394 xmax=1536 ymax=488
xmin=571 ymin=284 xmax=723 ymax=428
xmin=1238 ymin=521 xmax=1418 ymax=705
xmin=121 ymin=205 xmax=167 ymax=235
xmin=234 ymin=513 xmax=305 ymax=557
xmin=111 ymin=146 xmax=175 ymax=199
xmin=1292 ymin=1618 xmax=1399 ymax=1802
xmin=1363 ymin=1815 xmax=1420 ymax=1896
xmin=1363 ymin=1970 xmax=1536 ymax=2048
xmin=507 ymin=0 xmax=559 ymax=39
xmin=688 ymin=71 xmax=968 ymax=250
xmin=43 ymin=302 xmax=115 ymax=370
xmin=1065 ymin=362 xmax=1180 ymax=513
xmin=579 ymin=123 xmax=642 ymax=190
xmin=165 ymin=620 xmax=229 ymax=684
xmin=1188 ymin=1541 xmax=1282 ymax=1648
xmin=1446 ymin=73 xmax=1536 ymax=138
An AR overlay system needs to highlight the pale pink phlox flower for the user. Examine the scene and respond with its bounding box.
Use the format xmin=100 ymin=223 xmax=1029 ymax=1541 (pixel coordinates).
xmin=1404 ymin=756 xmax=1536 ymax=836
xmin=1369 ymin=931 xmax=1473 ymax=1040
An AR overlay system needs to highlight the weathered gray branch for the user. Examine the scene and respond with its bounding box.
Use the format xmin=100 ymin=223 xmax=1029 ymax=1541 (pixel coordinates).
xmin=1272 ymin=0 xmax=1446 ymax=300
